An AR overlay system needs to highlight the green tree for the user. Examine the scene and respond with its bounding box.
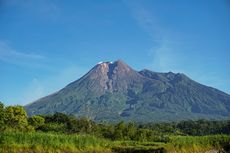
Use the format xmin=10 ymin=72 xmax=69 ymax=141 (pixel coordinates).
xmin=126 ymin=122 xmax=136 ymax=140
xmin=52 ymin=112 xmax=70 ymax=124
xmin=66 ymin=115 xmax=80 ymax=133
xmin=116 ymin=121 xmax=126 ymax=131
xmin=5 ymin=106 xmax=29 ymax=130
xmin=0 ymin=102 xmax=5 ymax=130
xmin=113 ymin=129 xmax=123 ymax=140
xmin=28 ymin=115 xmax=45 ymax=129
xmin=114 ymin=121 xmax=126 ymax=140
xmin=134 ymin=129 xmax=147 ymax=141
xmin=77 ymin=117 xmax=93 ymax=133
xmin=101 ymin=124 xmax=115 ymax=139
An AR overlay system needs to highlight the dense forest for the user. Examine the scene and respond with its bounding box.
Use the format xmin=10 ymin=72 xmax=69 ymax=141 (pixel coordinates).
xmin=0 ymin=101 xmax=230 ymax=153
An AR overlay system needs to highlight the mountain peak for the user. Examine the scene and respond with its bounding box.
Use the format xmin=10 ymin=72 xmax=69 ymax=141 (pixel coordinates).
xmin=95 ymin=59 xmax=132 ymax=74
xmin=97 ymin=61 xmax=113 ymax=65
xmin=96 ymin=60 xmax=127 ymax=66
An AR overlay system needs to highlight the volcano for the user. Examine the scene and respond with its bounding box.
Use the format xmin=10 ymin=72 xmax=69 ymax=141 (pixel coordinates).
xmin=25 ymin=60 xmax=230 ymax=122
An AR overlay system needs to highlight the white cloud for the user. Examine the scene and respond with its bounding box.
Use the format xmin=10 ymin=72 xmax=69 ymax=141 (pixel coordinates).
xmin=0 ymin=41 xmax=46 ymax=67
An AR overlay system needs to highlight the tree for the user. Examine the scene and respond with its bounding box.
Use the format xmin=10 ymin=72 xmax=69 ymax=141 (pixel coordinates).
xmin=39 ymin=113 xmax=71 ymax=133
xmin=126 ymin=122 xmax=136 ymax=140
xmin=134 ymin=129 xmax=148 ymax=141
xmin=101 ymin=124 xmax=115 ymax=139
xmin=114 ymin=121 xmax=126 ymax=140
xmin=66 ymin=115 xmax=79 ymax=133
xmin=77 ymin=117 xmax=93 ymax=133
xmin=116 ymin=121 xmax=126 ymax=131
xmin=52 ymin=112 xmax=70 ymax=124
xmin=4 ymin=106 xmax=29 ymax=130
xmin=0 ymin=102 xmax=5 ymax=130
xmin=28 ymin=115 xmax=45 ymax=129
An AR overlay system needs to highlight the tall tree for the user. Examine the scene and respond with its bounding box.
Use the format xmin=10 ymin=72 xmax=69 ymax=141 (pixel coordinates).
xmin=5 ymin=106 xmax=28 ymax=130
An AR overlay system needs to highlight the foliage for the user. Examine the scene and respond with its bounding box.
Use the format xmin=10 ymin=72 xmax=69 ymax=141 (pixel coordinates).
xmin=4 ymin=105 xmax=29 ymax=131
xmin=1 ymin=101 xmax=230 ymax=152
xmin=143 ymin=119 xmax=230 ymax=136
xmin=0 ymin=102 xmax=5 ymax=130
xmin=27 ymin=112 xmax=230 ymax=143
xmin=28 ymin=115 xmax=45 ymax=129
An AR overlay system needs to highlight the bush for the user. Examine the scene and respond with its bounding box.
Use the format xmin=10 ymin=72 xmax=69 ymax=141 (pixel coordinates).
xmin=28 ymin=115 xmax=45 ymax=129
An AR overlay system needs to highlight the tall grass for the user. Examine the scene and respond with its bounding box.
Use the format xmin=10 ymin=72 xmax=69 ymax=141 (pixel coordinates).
xmin=167 ymin=135 xmax=230 ymax=153
xmin=0 ymin=131 xmax=111 ymax=153
xmin=0 ymin=132 xmax=229 ymax=153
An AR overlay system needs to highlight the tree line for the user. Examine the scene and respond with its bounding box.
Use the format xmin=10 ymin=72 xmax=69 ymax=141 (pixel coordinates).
xmin=0 ymin=102 xmax=230 ymax=142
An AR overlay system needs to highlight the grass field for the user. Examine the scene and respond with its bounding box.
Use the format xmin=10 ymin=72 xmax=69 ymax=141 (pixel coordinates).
xmin=0 ymin=132 xmax=111 ymax=153
xmin=0 ymin=132 xmax=229 ymax=153
xmin=167 ymin=135 xmax=230 ymax=153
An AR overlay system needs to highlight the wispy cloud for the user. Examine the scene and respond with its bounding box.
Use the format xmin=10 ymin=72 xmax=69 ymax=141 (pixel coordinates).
xmin=0 ymin=41 xmax=46 ymax=67
xmin=21 ymin=66 xmax=87 ymax=105
xmin=124 ymin=1 xmax=179 ymax=72
xmin=148 ymin=44 xmax=174 ymax=72
xmin=0 ymin=40 xmax=88 ymax=105
xmin=124 ymin=0 xmax=164 ymax=42
xmin=124 ymin=1 xmax=229 ymax=93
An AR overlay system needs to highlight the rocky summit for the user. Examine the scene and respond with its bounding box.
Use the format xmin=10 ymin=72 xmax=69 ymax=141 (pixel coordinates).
xmin=25 ymin=60 xmax=230 ymax=122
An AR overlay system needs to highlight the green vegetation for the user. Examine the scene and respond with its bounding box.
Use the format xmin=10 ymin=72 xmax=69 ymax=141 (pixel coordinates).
xmin=0 ymin=132 xmax=229 ymax=153
xmin=168 ymin=135 xmax=230 ymax=152
xmin=0 ymin=132 xmax=111 ymax=153
xmin=0 ymin=101 xmax=230 ymax=153
xmin=28 ymin=115 xmax=45 ymax=129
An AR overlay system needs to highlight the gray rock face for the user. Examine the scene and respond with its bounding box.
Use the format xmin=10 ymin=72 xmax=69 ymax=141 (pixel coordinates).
xmin=25 ymin=60 xmax=230 ymax=122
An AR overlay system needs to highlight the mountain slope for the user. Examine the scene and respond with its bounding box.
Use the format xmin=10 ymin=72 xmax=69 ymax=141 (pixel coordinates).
xmin=25 ymin=60 xmax=230 ymax=122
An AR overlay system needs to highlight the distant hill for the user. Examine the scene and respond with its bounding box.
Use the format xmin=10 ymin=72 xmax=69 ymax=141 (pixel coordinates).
xmin=25 ymin=60 xmax=230 ymax=122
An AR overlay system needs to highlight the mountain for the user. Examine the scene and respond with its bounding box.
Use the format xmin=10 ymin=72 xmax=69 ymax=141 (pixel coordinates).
xmin=25 ymin=60 xmax=230 ymax=122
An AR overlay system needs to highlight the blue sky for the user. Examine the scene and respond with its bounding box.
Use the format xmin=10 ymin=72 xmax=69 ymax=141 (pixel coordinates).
xmin=0 ymin=0 xmax=230 ymax=105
